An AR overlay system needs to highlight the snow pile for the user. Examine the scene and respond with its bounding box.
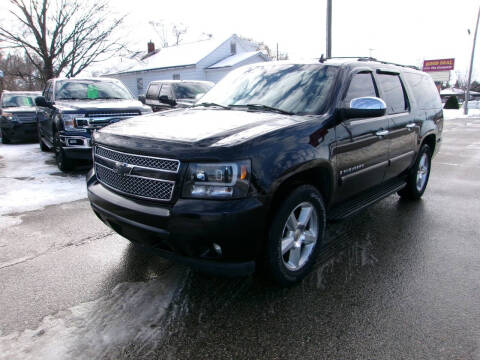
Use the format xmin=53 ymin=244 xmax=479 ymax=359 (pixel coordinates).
xmin=0 ymin=266 xmax=186 ymax=360
xmin=443 ymin=108 xmax=480 ymax=120
xmin=0 ymin=144 xmax=87 ymax=220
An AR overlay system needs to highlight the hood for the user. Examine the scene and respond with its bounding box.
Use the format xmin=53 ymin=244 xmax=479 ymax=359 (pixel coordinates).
xmin=99 ymin=108 xmax=305 ymax=146
xmin=2 ymin=106 xmax=37 ymax=113
xmin=54 ymin=99 xmax=147 ymax=113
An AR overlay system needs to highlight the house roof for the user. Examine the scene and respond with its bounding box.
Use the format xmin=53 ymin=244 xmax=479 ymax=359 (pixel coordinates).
xmin=207 ymin=51 xmax=266 ymax=69
xmin=107 ymin=37 xmax=234 ymax=75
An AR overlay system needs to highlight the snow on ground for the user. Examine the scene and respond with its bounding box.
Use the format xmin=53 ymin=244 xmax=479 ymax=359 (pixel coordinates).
xmin=0 ymin=143 xmax=87 ymax=225
xmin=0 ymin=265 xmax=186 ymax=360
xmin=443 ymin=108 xmax=480 ymax=120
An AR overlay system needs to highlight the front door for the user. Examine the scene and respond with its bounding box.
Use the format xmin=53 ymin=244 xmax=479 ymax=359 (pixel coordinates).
xmin=332 ymin=71 xmax=390 ymax=203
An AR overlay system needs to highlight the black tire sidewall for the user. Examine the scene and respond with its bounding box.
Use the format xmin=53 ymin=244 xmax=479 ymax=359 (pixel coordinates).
xmin=54 ymin=132 xmax=73 ymax=171
xmin=266 ymin=185 xmax=326 ymax=286
xmin=1 ymin=129 xmax=10 ymax=144
xmin=401 ymin=144 xmax=432 ymax=199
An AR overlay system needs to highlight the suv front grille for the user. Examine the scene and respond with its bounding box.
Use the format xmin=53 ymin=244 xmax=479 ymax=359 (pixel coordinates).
xmin=96 ymin=146 xmax=179 ymax=172
xmin=94 ymin=145 xmax=180 ymax=201
xmin=87 ymin=111 xmax=140 ymax=118
xmin=14 ymin=112 xmax=36 ymax=123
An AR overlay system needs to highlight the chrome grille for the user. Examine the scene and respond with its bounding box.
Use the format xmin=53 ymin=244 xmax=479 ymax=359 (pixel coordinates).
xmin=87 ymin=112 xmax=140 ymax=118
xmin=95 ymin=164 xmax=174 ymax=201
xmin=94 ymin=145 xmax=179 ymax=201
xmin=95 ymin=146 xmax=179 ymax=172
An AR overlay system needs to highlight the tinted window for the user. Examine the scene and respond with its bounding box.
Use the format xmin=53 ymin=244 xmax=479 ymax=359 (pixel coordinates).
xmin=344 ymin=72 xmax=377 ymax=104
xmin=55 ymin=80 xmax=132 ymax=100
xmin=198 ymin=64 xmax=339 ymax=115
xmin=1 ymin=94 xmax=37 ymax=107
xmin=377 ymin=74 xmax=408 ymax=114
xmin=174 ymin=83 xmax=213 ymax=99
xmin=404 ymin=73 xmax=442 ymax=110
xmin=146 ymin=84 xmax=161 ymax=99
xmin=159 ymin=84 xmax=172 ymax=98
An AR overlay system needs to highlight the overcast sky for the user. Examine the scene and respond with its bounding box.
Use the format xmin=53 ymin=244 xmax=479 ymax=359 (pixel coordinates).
xmin=1 ymin=0 xmax=480 ymax=81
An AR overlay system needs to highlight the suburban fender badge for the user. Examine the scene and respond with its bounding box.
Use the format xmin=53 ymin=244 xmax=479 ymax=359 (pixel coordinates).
xmin=113 ymin=161 xmax=133 ymax=176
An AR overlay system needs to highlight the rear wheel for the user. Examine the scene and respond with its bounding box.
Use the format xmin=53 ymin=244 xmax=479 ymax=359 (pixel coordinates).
xmin=54 ymin=131 xmax=75 ymax=171
xmin=1 ymin=129 xmax=11 ymax=144
xmin=265 ymin=185 xmax=326 ymax=286
xmin=398 ymin=144 xmax=431 ymax=200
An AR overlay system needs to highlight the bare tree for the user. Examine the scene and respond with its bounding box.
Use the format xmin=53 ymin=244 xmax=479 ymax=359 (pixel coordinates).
xmin=0 ymin=0 xmax=126 ymax=85
xmin=149 ymin=20 xmax=188 ymax=48
xmin=0 ymin=51 xmax=43 ymax=90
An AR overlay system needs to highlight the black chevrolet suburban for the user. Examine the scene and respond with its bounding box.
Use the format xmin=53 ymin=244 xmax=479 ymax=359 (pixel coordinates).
xmin=140 ymin=80 xmax=214 ymax=112
xmin=36 ymin=77 xmax=152 ymax=171
xmin=0 ymin=91 xmax=41 ymax=143
xmin=87 ymin=59 xmax=443 ymax=285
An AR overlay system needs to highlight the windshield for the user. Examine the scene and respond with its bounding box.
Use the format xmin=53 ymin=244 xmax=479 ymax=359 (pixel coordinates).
xmin=1 ymin=94 xmax=37 ymax=108
xmin=174 ymin=83 xmax=213 ymax=99
xmin=55 ymin=80 xmax=132 ymax=100
xmin=198 ymin=64 xmax=338 ymax=115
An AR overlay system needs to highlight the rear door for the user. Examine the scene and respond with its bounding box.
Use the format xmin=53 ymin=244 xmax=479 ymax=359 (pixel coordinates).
xmin=376 ymin=71 xmax=417 ymax=179
xmin=38 ymin=80 xmax=54 ymax=141
xmin=333 ymin=70 xmax=390 ymax=203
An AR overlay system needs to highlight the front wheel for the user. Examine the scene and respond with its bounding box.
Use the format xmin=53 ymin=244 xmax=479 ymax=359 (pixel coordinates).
xmin=398 ymin=144 xmax=432 ymax=200
xmin=265 ymin=185 xmax=326 ymax=286
xmin=54 ymin=131 xmax=75 ymax=171
xmin=38 ymin=127 xmax=49 ymax=152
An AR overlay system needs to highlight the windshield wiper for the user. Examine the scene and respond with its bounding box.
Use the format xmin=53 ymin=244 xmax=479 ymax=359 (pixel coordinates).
xmin=57 ymin=97 xmax=89 ymax=100
xmin=193 ymin=102 xmax=230 ymax=110
xmin=228 ymin=104 xmax=293 ymax=115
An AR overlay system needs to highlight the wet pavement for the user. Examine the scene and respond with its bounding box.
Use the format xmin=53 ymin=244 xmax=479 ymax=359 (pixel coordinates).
xmin=1 ymin=117 xmax=480 ymax=359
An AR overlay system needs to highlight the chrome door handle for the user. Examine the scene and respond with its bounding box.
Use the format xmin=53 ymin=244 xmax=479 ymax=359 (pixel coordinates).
xmin=376 ymin=130 xmax=389 ymax=137
xmin=406 ymin=123 xmax=416 ymax=129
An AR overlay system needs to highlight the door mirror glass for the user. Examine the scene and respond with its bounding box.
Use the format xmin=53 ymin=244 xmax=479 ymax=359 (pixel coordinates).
xmin=344 ymin=97 xmax=386 ymax=119
xmin=35 ymin=96 xmax=49 ymax=107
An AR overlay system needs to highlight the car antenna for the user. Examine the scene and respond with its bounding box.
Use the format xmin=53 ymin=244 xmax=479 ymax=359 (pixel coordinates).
xmin=319 ymin=54 xmax=326 ymax=63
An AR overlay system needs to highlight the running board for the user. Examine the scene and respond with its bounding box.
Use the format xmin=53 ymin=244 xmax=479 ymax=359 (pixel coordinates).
xmin=328 ymin=178 xmax=407 ymax=221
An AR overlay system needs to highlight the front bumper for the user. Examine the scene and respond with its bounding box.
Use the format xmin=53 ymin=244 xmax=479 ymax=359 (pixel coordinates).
xmin=59 ymin=131 xmax=93 ymax=160
xmin=86 ymin=169 xmax=267 ymax=276
xmin=0 ymin=121 xmax=37 ymax=140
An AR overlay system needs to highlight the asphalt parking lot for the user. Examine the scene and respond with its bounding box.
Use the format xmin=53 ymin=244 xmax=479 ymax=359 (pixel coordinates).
xmin=1 ymin=116 xmax=479 ymax=359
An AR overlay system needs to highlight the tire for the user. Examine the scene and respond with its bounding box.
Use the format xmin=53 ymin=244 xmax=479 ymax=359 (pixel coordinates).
xmin=398 ymin=144 xmax=432 ymax=200
xmin=265 ymin=185 xmax=326 ymax=286
xmin=38 ymin=128 xmax=49 ymax=152
xmin=1 ymin=129 xmax=11 ymax=144
xmin=54 ymin=131 xmax=75 ymax=171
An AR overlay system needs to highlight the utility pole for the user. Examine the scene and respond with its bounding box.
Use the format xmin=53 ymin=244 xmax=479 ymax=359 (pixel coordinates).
xmin=465 ymin=6 xmax=480 ymax=115
xmin=326 ymin=0 xmax=332 ymax=58
xmin=276 ymin=43 xmax=279 ymax=61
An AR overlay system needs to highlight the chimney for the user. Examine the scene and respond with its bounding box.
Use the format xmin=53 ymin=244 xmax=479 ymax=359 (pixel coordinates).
xmin=147 ymin=41 xmax=155 ymax=54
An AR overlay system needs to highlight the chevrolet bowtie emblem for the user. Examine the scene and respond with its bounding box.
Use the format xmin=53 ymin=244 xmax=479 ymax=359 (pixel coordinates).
xmin=113 ymin=161 xmax=133 ymax=176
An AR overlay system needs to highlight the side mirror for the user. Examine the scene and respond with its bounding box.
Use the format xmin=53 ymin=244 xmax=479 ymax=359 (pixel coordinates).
xmin=343 ymin=97 xmax=387 ymax=119
xmin=138 ymin=95 xmax=146 ymax=104
xmin=35 ymin=96 xmax=49 ymax=107
xmin=159 ymin=95 xmax=175 ymax=106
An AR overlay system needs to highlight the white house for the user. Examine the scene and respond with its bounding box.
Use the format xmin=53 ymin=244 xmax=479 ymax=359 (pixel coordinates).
xmin=102 ymin=35 xmax=269 ymax=97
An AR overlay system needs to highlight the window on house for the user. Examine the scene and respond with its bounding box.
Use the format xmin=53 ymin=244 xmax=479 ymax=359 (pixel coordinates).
xmin=173 ymin=74 xmax=180 ymax=80
xmin=137 ymin=78 xmax=143 ymax=92
xmin=230 ymin=42 xmax=236 ymax=55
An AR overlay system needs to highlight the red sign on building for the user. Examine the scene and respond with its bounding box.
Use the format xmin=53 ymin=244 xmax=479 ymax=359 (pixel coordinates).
xmin=422 ymin=58 xmax=455 ymax=72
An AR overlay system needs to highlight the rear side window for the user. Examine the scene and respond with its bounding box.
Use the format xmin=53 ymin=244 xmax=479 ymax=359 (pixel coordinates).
xmin=404 ymin=73 xmax=442 ymax=110
xmin=146 ymin=84 xmax=161 ymax=100
xmin=344 ymin=72 xmax=377 ymax=104
xmin=377 ymin=74 xmax=408 ymax=114
xmin=159 ymin=84 xmax=172 ymax=98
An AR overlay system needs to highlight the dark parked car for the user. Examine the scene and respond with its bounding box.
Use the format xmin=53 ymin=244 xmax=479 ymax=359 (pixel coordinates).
xmin=36 ymin=77 xmax=152 ymax=171
xmin=0 ymin=90 xmax=41 ymax=144
xmin=140 ymin=80 xmax=214 ymax=112
xmin=87 ymin=59 xmax=443 ymax=285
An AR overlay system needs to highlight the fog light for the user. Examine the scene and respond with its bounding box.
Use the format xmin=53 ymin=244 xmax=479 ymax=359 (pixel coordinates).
xmin=68 ymin=138 xmax=84 ymax=146
xmin=213 ymin=243 xmax=222 ymax=256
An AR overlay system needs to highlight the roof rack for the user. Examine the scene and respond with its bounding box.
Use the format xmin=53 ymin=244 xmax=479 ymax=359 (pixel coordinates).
xmin=319 ymin=56 xmax=420 ymax=70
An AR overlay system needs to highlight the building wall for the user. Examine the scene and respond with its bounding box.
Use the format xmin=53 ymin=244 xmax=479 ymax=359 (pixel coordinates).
xmin=110 ymin=66 xmax=202 ymax=97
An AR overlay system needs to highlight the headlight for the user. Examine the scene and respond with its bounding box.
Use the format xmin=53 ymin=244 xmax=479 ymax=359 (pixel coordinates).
xmin=182 ymin=160 xmax=251 ymax=199
xmin=61 ymin=114 xmax=85 ymax=130
xmin=2 ymin=112 xmax=14 ymax=121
